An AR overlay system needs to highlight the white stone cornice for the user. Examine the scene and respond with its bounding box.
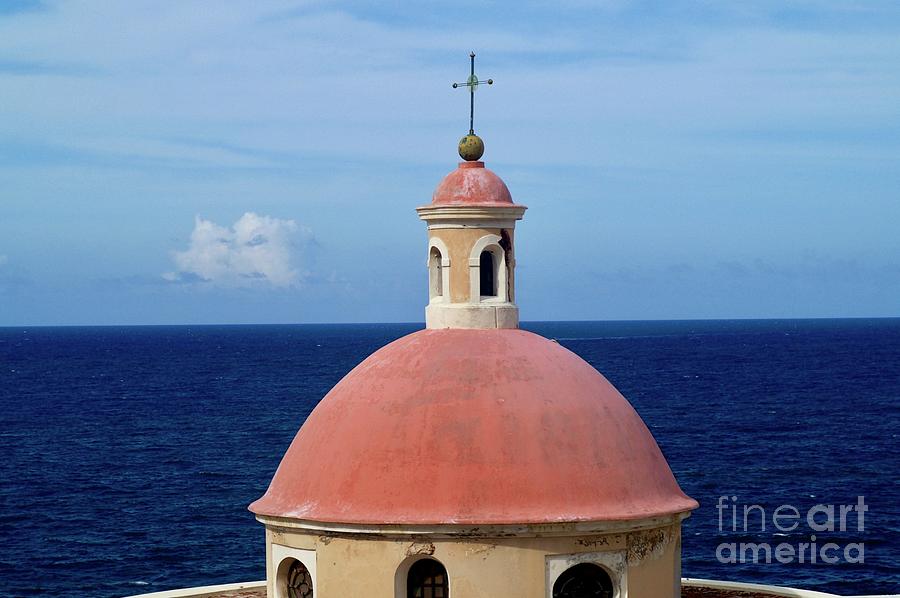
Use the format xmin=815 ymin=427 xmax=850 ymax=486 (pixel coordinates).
xmin=254 ymin=512 xmax=691 ymax=539
xmin=416 ymin=204 xmax=526 ymax=226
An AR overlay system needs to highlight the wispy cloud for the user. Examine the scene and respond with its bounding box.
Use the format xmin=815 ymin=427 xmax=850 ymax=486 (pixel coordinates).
xmin=2 ymin=2 xmax=900 ymax=323
xmin=2 ymin=1 xmax=898 ymax=170
xmin=0 ymin=58 xmax=98 ymax=76
xmin=66 ymin=137 xmax=283 ymax=170
xmin=164 ymin=212 xmax=312 ymax=288
xmin=0 ymin=0 xmax=44 ymax=17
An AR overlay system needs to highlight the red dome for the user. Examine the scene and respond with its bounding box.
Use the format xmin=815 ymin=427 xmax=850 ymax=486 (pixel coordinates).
xmin=431 ymin=161 xmax=515 ymax=206
xmin=250 ymin=329 xmax=697 ymax=525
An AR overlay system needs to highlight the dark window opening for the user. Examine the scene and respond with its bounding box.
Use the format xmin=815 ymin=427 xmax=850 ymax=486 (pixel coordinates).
xmin=286 ymin=559 xmax=314 ymax=598
xmin=552 ymin=563 xmax=613 ymax=598
xmin=479 ymin=250 xmax=495 ymax=297
xmin=407 ymin=558 xmax=448 ymax=598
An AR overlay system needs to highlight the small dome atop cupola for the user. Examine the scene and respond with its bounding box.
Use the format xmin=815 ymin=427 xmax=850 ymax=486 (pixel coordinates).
xmin=431 ymin=161 xmax=514 ymax=206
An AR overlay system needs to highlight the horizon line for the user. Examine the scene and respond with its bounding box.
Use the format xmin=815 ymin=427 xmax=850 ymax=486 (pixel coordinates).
xmin=2 ymin=315 xmax=899 ymax=330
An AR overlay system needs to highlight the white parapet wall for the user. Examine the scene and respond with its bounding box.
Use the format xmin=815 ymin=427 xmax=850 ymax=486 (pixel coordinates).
xmin=683 ymin=577 xmax=899 ymax=598
xmin=122 ymin=580 xmax=265 ymax=598
xmin=122 ymin=578 xmax=897 ymax=598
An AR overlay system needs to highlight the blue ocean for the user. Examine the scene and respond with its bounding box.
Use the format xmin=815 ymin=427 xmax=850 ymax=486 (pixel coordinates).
xmin=1 ymin=320 xmax=898 ymax=597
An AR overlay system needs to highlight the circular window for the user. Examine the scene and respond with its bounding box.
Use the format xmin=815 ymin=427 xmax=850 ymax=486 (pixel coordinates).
xmin=552 ymin=562 xmax=614 ymax=598
xmin=285 ymin=559 xmax=313 ymax=598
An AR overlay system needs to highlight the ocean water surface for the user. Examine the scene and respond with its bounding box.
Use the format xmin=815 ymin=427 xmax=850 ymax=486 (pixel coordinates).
xmin=0 ymin=319 xmax=898 ymax=597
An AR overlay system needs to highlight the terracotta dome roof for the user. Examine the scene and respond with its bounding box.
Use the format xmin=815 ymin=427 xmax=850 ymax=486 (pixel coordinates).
xmin=250 ymin=329 xmax=697 ymax=525
xmin=431 ymin=161 xmax=516 ymax=206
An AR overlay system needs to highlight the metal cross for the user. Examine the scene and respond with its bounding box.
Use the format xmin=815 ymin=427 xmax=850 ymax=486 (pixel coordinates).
xmin=452 ymin=52 xmax=493 ymax=135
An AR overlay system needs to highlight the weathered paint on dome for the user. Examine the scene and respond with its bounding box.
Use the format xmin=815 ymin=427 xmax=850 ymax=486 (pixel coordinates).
xmin=431 ymin=161 xmax=514 ymax=206
xmin=249 ymin=328 xmax=698 ymax=525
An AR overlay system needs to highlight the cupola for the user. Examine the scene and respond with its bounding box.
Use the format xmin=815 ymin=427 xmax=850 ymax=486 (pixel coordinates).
xmin=417 ymin=160 xmax=526 ymax=329
xmin=248 ymin=54 xmax=696 ymax=598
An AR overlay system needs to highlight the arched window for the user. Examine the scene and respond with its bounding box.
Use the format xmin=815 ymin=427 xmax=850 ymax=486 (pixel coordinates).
xmin=552 ymin=563 xmax=613 ymax=598
xmin=468 ymin=234 xmax=508 ymax=303
xmin=284 ymin=559 xmax=313 ymax=598
xmin=479 ymin=250 xmax=495 ymax=297
xmin=407 ymin=558 xmax=448 ymax=598
xmin=429 ymin=247 xmax=443 ymax=300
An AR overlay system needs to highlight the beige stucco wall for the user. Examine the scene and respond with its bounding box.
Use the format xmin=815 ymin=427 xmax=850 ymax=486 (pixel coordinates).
xmin=264 ymin=522 xmax=681 ymax=598
xmin=627 ymin=525 xmax=682 ymax=597
xmin=429 ymin=227 xmax=516 ymax=303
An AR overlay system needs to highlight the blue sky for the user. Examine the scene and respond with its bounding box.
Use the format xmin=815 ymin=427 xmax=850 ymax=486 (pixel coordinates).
xmin=1 ymin=1 xmax=899 ymax=325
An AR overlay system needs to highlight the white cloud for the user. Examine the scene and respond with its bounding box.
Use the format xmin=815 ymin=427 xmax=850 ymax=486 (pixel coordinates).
xmin=164 ymin=212 xmax=311 ymax=287
xmin=2 ymin=1 xmax=897 ymax=173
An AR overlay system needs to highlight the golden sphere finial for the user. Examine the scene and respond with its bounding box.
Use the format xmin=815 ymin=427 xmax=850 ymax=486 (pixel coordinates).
xmin=458 ymin=134 xmax=484 ymax=161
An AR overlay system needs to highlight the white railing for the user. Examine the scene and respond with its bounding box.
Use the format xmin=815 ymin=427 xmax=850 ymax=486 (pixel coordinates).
xmin=683 ymin=577 xmax=899 ymax=598
xmin=122 ymin=578 xmax=899 ymax=598
xmin=122 ymin=580 xmax=265 ymax=598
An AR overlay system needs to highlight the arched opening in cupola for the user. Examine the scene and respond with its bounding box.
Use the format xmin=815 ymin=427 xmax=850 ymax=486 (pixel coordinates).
xmin=429 ymin=246 xmax=444 ymax=300
xmin=278 ymin=558 xmax=314 ymax=598
xmin=479 ymin=250 xmax=496 ymax=297
xmin=552 ymin=562 xmax=614 ymax=598
xmin=468 ymin=234 xmax=509 ymax=303
xmin=407 ymin=558 xmax=449 ymax=598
